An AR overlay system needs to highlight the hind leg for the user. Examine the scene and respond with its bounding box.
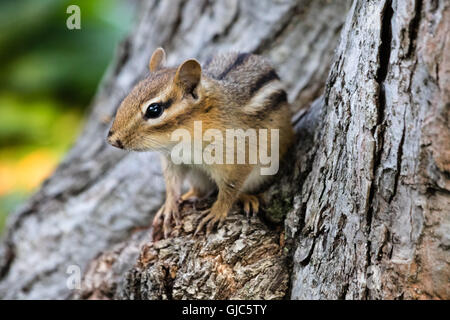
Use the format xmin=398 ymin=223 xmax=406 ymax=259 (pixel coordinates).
xmin=182 ymin=167 xmax=216 ymax=203
xmin=180 ymin=187 xmax=204 ymax=202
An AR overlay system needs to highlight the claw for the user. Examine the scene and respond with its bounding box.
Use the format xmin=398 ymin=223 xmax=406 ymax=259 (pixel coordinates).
xmin=163 ymin=210 xmax=172 ymax=239
xmin=195 ymin=212 xmax=213 ymax=235
xmin=194 ymin=207 xmax=227 ymax=236
xmin=152 ymin=204 xmax=165 ymax=226
xmin=173 ymin=207 xmax=181 ymax=226
xmin=151 ymin=200 xmax=179 ymax=241
xmin=193 ymin=209 xmax=211 ymax=236
xmin=239 ymin=194 xmax=260 ymax=218
xmin=206 ymin=215 xmax=224 ymax=235
xmin=243 ymin=200 xmax=251 ymax=218
xmin=151 ymin=205 xmax=165 ymax=241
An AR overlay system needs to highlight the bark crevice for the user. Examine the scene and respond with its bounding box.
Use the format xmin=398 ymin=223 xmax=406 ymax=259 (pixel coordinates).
xmin=406 ymin=0 xmax=423 ymax=58
xmin=364 ymin=0 xmax=394 ymax=298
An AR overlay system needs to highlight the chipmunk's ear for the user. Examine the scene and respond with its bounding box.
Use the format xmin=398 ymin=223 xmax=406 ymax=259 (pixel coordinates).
xmin=174 ymin=59 xmax=201 ymax=94
xmin=149 ymin=47 xmax=166 ymax=72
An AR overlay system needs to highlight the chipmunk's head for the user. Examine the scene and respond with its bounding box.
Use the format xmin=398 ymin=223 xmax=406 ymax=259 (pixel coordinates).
xmin=107 ymin=48 xmax=205 ymax=152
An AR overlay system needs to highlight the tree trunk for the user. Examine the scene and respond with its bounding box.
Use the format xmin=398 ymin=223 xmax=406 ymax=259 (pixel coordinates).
xmin=289 ymin=0 xmax=449 ymax=299
xmin=0 ymin=0 xmax=448 ymax=300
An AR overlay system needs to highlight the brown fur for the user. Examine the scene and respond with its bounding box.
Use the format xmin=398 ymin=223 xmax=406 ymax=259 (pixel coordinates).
xmin=107 ymin=48 xmax=294 ymax=239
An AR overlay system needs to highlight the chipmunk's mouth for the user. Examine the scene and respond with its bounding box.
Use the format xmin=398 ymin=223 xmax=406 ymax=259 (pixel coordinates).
xmin=106 ymin=130 xmax=130 ymax=150
xmin=107 ymin=137 xmax=124 ymax=149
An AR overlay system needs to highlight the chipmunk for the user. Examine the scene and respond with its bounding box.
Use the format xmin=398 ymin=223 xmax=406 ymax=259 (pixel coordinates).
xmin=107 ymin=48 xmax=294 ymax=240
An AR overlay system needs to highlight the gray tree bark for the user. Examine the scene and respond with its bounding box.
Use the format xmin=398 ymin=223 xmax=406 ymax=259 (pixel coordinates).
xmin=0 ymin=0 xmax=448 ymax=300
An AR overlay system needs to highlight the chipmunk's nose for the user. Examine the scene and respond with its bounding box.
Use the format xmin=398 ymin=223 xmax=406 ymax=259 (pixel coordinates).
xmin=107 ymin=130 xmax=124 ymax=149
xmin=110 ymin=139 xmax=124 ymax=149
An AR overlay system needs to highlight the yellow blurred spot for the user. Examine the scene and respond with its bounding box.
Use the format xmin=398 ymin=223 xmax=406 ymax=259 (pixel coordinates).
xmin=0 ymin=149 xmax=58 ymax=195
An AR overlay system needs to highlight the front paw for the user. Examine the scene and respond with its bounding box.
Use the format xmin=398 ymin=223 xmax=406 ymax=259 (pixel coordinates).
xmin=151 ymin=200 xmax=181 ymax=241
xmin=194 ymin=207 xmax=227 ymax=236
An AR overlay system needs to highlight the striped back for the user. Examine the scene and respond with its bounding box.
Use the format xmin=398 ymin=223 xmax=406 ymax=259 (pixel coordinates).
xmin=204 ymin=52 xmax=287 ymax=114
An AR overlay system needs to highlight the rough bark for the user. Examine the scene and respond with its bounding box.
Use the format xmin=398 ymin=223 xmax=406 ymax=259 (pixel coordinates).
xmin=0 ymin=0 xmax=448 ymax=300
xmin=289 ymin=0 xmax=450 ymax=299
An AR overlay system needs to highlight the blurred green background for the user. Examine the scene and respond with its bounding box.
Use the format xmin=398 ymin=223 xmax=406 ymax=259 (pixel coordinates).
xmin=0 ymin=0 xmax=135 ymax=233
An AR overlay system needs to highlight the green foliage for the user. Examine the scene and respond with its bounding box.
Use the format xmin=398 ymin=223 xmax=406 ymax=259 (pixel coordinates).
xmin=0 ymin=0 xmax=134 ymax=234
xmin=0 ymin=0 xmax=133 ymax=104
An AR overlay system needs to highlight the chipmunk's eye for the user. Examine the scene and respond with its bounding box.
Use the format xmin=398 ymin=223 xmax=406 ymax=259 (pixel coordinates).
xmin=145 ymin=103 xmax=163 ymax=119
